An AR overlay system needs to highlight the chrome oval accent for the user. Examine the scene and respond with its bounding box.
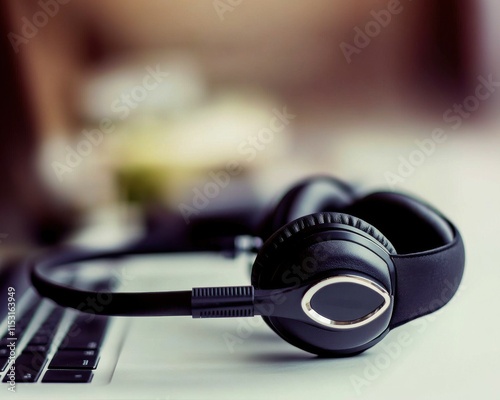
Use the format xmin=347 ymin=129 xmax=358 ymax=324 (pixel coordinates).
xmin=300 ymin=275 xmax=391 ymax=330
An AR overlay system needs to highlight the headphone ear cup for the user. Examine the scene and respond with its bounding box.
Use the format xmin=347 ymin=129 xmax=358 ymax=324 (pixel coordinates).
xmin=251 ymin=212 xmax=396 ymax=356
xmin=258 ymin=176 xmax=356 ymax=240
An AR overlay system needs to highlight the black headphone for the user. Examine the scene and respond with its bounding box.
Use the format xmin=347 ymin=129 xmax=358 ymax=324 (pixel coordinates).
xmin=31 ymin=176 xmax=465 ymax=357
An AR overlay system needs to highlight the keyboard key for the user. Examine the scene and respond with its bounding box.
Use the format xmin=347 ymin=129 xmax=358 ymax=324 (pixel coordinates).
xmin=23 ymin=345 xmax=49 ymax=355
xmin=42 ymin=310 xmax=64 ymax=327
xmin=42 ymin=370 xmax=93 ymax=383
xmin=0 ymin=338 xmax=14 ymax=347
xmin=0 ymin=357 xmax=10 ymax=372
xmin=26 ymin=307 xmax=65 ymax=347
xmin=14 ymin=304 xmax=40 ymax=340
xmin=49 ymin=350 xmax=99 ymax=370
xmin=28 ymin=335 xmax=51 ymax=346
xmin=60 ymin=316 xmax=108 ymax=350
xmin=2 ymin=352 xmax=47 ymax=383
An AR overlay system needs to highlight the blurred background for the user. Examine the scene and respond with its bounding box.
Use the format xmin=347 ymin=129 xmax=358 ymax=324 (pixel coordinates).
xmin=1 ymin=0 xmax=499 ymax=250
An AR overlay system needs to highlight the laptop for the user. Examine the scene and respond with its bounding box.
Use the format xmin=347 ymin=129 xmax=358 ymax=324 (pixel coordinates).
xmin=1 ymin=248 xmax=299 ymax=400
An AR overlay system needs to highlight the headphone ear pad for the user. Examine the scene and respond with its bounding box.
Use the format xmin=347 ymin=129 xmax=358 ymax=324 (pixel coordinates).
xmin=258 ymin=177 xmax=356 ymax=240
xmin=251 ymin=212 xmax=396 ymax=290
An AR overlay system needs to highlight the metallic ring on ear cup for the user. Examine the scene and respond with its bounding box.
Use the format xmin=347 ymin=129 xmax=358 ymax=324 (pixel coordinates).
xmin=300 ymin=274 xmax=391 ymax=329
xmin=251 ymin=212 xmax=396 ymax=357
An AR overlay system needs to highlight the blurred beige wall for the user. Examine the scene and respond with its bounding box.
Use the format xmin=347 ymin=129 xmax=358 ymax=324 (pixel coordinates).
xmin=6 ymin=0 xmax=478 ymax=139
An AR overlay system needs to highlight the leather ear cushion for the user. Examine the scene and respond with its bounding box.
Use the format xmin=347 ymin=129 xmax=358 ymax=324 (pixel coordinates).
xmin=251 ymin=212 xmax=396 ymax=289
xmin=345 ymin=192 xmax=454 ymax=254
xmin=258 ymin=177 xmax=356 ymax=241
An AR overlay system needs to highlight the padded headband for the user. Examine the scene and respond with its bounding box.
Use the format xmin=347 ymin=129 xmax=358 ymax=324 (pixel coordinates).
xmin=345 ymin=192 xmax=464 ymax=327
xmin=258 ymin=176 xmax=356 ymax=239
xmin=345 ymin=192 xmax=454 ymax=253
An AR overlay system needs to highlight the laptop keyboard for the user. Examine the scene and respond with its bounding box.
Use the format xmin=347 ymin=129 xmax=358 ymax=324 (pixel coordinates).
xmin=1 ymin=284 xmax=110 ymax=384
